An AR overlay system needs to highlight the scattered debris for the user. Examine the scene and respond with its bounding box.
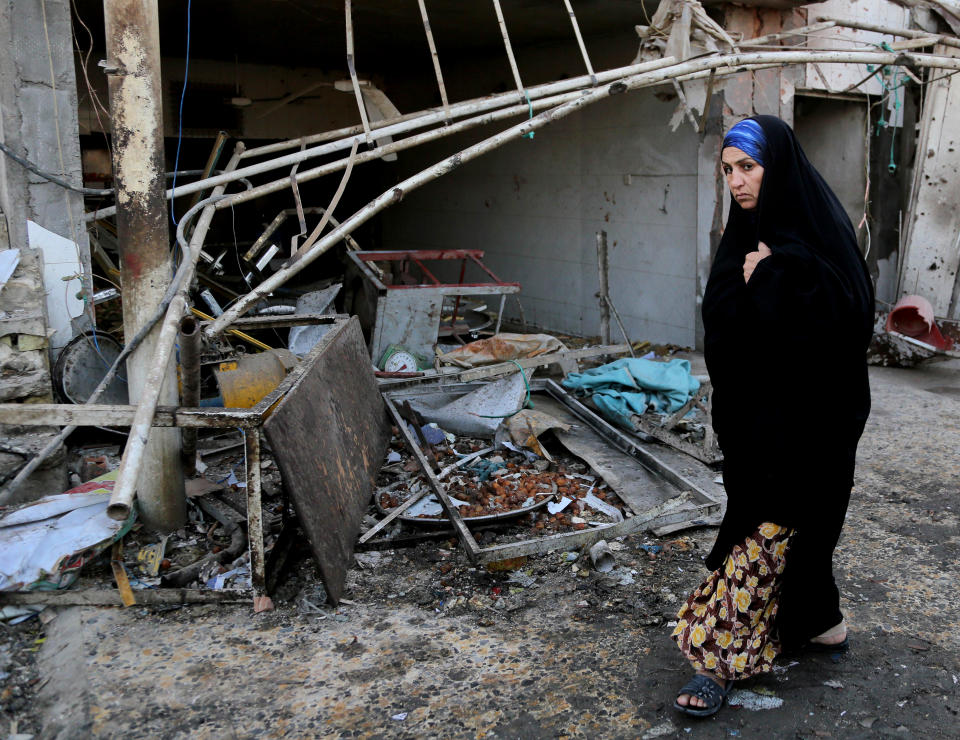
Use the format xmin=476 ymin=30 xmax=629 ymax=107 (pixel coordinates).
xmin=0 ymin=470 xmax=134 ymax=591
xmin=587 ymin=540 xmax=615 ymax=572
xmin=437 ymin=333 xmax=568 ymax=368
xmin=727 ymin=689 xmax=785 ymax=711
xmin=642 ymin=721 xmax=676 ymax=739
xmin=400 ymin=373 xmax=529 ymax=437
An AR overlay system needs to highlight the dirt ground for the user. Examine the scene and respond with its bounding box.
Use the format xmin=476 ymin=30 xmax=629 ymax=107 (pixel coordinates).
xmin=4 ymin=355 xmax=959 ymax=739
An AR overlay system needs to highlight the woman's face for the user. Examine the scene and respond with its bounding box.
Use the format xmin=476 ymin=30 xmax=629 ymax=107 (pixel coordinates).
xmin=721 ymin=146 xmax=764 ymax=211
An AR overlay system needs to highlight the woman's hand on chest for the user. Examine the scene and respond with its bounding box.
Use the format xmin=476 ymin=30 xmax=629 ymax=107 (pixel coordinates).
xmin=743 ymin=241 xmax=772 ymax=283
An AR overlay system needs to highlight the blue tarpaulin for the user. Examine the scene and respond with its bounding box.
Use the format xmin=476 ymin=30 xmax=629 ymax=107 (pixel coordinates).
xmin=561 ymin=358 xmax=700 ymax=431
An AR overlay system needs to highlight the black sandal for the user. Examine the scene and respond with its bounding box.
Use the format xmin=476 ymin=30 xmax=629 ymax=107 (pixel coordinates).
xmin=805 ymin=635 xmax=850 ymax=653
xmin=673 ymin=674 xmax=731 ymax=717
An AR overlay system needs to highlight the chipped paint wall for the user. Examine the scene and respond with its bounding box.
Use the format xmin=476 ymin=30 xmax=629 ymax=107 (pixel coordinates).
xmin=0 ymin=0 xmax=80 ymax=499
xmin=900 ymin=44 xmax=960 ymax=317
xmin=793 ymin=96 xmax=868 ymax=238
xmin=0 ymin=0 xmax=91 ymax=356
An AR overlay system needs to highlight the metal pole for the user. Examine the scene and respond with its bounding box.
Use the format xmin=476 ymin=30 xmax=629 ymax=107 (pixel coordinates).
xmin=596 ymin=230 xmax=610 ymax=345
xmin=417 ymin=0 xmax=451 ymax=117
xmin=344 ymin=0 xmax=372 ymax=141
xmin=563 ymin=0 xmax=596 ymax=82
xmin=245 ymin=429 xmax=273 ymax=612
xmin=107 ymin=147 xmax=245 ymax=522
xmin=491 ymin=0 xmax=526 ymax=99
xmin=103 ymin=0 xmax=185 ymax=531
xmin=178 ymin=315 xmax=202 ymax=476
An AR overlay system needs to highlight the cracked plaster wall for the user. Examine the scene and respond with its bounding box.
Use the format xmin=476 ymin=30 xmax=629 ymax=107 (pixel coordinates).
xmin=0 ymin=0 xmax=86 ymax=498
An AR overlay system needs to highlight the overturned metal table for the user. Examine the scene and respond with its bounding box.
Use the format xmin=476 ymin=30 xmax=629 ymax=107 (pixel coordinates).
xmin=0 ymin=315 xmax=361 ymax=610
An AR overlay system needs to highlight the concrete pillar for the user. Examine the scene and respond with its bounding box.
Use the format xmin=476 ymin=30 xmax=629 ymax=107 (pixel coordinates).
xmin=0 ymin=0 xmax=91 ymax=500
xmin=900 ymin=45 xmax=960 ymax=318
xmin=103 ymin=0 xmax=186 ymax=530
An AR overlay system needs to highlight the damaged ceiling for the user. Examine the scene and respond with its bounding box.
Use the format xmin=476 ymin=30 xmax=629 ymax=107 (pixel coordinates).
xmin=73 ymin=1 xmax=806 ymax=70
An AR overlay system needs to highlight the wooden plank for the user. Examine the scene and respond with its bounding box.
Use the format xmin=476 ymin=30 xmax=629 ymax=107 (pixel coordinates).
xmin=0 ymin=404 xmax=258 ymax=428
xmin=263 ymin=317 xmax=390 ymax=604
xmin=0 ymin=589 xmax=245 ymax=606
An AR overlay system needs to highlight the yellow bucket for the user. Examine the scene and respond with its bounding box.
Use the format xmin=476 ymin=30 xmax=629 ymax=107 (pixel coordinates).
xmin=214 ymin=349 xmax=297 ymax=408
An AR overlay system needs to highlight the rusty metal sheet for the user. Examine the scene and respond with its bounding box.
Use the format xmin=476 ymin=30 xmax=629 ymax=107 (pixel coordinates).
xmin=263 ymin=317 xmax=390 ymax=603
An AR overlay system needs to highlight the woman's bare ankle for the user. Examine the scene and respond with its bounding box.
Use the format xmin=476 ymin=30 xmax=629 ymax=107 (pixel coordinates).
xmin=810 ymin=620 xmax=847 ymax=645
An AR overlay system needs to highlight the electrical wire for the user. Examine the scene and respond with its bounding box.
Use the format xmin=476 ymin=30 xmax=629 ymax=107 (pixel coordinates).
xmin=0 ymin=141 xmax=234 ymax=198
xmin=170 ymin=0 xmax=193 ymax=225
xmin=70 ymin=0 xmax=113 ymax=162
xmin=0 ymin=140 xmax=111 ymax=196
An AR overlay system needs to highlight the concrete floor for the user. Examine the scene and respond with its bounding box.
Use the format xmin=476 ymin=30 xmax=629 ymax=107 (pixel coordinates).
xmin=30 ymin=356 xmax=960 ymax=739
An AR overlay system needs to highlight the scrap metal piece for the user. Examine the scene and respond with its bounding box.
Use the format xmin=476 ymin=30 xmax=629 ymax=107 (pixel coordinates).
xmin=474 ymin=493 xmax=700 ymax=563
xmin=52 ymin=331 xmax=128 ymax=405
xmin=533 ymin=394 xmax=717 ymax=518
xmin=263 ymin=318 xmax=391 ymax=604
xmin=357 ymin=486 xmax=430 ymax=544
xmin=346 ymin=249 xmax=520 ymax=362
xmin=178 ymin=316 xmax=202 ymax=475
xmin=382 ymin=394 xmax=481 ymax=560
xmin=631 ymin=377 xmax=721 ymax=465
xmin=243 ymin=430 xmax=267 ymax=601
xmin=544 ymin=379 xmax=719 ymax=504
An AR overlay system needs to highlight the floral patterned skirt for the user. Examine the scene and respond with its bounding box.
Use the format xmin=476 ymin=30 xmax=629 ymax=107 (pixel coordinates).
xmin=671 ymin=522 xmax=794 ymax=681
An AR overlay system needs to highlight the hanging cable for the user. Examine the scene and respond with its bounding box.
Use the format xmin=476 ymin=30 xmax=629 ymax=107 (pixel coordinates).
xmin=0 ymin=140 xmax=110 ymax=196
xmin=0 ymin=141 xmax=233 ymax=198
xmin=170 ymin=0 xmax=193 ymax=224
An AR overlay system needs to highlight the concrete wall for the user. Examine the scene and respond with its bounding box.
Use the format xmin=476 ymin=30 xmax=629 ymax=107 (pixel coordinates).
xmin=0 ymin=0 xmax=83 ymax=498
xmin=802 ymin=0 xmax=910 ymax=95
xmin=0 ymin=0 xmax=91 ymax=357
xmin=379 ymin=23 xmax=704 ymax=347
xmin=793 ymin=96 xmax=868 ymax=236
xmin=0 ymin=0 xmax=90 ymax=261
xmin=900 ymin=44 xmax=960 ymax=318
xmin=381 ymin=88 xmax=702 ymax=346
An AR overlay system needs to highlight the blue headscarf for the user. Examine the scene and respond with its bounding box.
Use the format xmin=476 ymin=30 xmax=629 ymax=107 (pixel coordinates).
xmin=722 ymin=118 xmax=767 ymax=167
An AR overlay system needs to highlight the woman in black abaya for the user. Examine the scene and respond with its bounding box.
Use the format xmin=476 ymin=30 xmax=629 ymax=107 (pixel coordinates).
xmin=670 ymin=116 xmax=874 ymax=717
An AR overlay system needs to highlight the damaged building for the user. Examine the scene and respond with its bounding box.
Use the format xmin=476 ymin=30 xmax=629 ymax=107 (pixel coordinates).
xmin=1 ymin=0 xmax=960 ymax=735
